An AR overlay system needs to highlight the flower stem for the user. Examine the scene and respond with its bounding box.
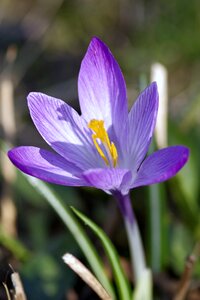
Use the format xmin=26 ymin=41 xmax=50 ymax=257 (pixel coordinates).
xmin=113 ymin=192 xmax=146 ymax=283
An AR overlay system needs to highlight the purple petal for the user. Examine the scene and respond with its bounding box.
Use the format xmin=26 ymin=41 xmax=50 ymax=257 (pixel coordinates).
xmin=8 ymin=146 xmax=86 ymax=186
xmin=132 ymin=146 xmax=189 ymax=188
xmin=78 ymin=37 xmax=128 ymax=134
xmin=124 ymin=82 xmax=158 ymax=172
xmin=83 ymin=168 xmax=132 ymax=194
xmin=28 ymin=92 xmax=103 ymax=171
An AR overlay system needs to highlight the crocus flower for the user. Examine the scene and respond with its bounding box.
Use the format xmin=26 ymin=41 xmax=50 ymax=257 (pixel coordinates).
xmin=8 ymin=37 xmax=189 ymax=196
xmin=8 ymin=37 xmax=189 ymax=285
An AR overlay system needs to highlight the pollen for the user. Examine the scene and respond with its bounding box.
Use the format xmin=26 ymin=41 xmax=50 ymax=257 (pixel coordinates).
xmin=88 ymin=119 xmax=118 ymax=167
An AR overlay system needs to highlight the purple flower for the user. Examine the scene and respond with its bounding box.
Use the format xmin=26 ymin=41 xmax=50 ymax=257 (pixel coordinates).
xmin=8 ymin=37 xmax=189 ymax=195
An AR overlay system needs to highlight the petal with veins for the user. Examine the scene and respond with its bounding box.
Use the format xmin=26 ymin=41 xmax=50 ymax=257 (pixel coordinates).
xmin=125 ymin=82 xmax=158 ymax=172
xmin=28 ymin=92 xmax=103 ymax=171
xmin=8 ymin=146 xmax=86 ymax=186
xmin=132 ymin=146 xmax=189 ymax=188
xmin=78 ymin=37 xmax=128 ymax=134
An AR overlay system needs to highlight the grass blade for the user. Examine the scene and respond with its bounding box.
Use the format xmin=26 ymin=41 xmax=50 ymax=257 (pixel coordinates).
xmin=20 ymin=175 xmax=116 ymax=299
xmin=72 ymin=206 xmax=132 ymax=300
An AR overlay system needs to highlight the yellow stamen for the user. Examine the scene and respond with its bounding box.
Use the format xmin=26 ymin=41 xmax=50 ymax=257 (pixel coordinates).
xmin=88 ymin=119 xmax=118 ymax=167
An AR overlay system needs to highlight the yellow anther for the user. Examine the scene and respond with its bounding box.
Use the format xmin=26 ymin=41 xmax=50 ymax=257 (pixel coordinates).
xmin=110 ymin=142 xmax=118 ymax=167
xmin=88 ymin=119 xmax=118 ymax=167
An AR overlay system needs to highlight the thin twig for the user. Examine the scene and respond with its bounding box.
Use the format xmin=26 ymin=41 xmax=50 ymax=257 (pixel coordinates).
xmin=63 ymin=253 xmax=112 ymax=300
xmin=11 ymin=272 xmax=27 ymax=300
xmin=173 ymin=243 xmax=200 ymax=300
xmin=2 ymin=282 xmax=12 ymax=300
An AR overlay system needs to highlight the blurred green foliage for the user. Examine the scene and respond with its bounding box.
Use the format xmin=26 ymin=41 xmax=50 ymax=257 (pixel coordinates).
xmin=0 ymin=0 xmax=200 ymax=299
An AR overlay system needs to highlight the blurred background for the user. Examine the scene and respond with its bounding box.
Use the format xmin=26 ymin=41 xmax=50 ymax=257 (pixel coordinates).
xmin=0 ymin=0 xmax=200 ymax=299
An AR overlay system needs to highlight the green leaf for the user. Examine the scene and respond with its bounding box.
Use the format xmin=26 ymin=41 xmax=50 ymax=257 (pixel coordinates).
xmin=148 ymin=183 xmax=165 ymax=272
xmin=19 ymin=175 xmax=116 ymax=300
xmin=147 ymin=140 xmax=168 ymax=272
xmin=147 ymin=181 xmax=169 ymax=273
xmin=71 ymin=206 xmax=132 ymax=300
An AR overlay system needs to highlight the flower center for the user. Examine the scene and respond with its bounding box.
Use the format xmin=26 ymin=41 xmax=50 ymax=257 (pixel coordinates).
xmin=88 ymin=119 xmax=118 ymax=167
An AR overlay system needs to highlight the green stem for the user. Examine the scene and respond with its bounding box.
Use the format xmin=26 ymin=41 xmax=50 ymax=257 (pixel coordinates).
xmin=149 ymin=184 xmax=162 ymax=272
xmin=113 ymin=192 xmax=146 ymax=282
